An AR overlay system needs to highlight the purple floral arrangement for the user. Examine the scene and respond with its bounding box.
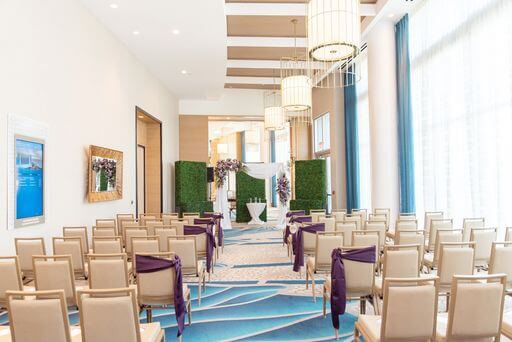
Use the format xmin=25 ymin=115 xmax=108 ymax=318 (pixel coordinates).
xmin=92 ymin=158 xmax=117 ymax=186
xmin=276 ymin=173 xmax=291 ymax=205
xmin=214 ymin=158 xmax=243 ymax=187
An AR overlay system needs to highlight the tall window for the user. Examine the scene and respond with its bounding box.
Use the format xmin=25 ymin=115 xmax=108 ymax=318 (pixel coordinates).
xmin=314 ymin=113 xmax=332 ymax=212
xmin=410 ymin=0 xmax=512 ymax=230
xmin=355 ymin=50 xmax=372 ymax=209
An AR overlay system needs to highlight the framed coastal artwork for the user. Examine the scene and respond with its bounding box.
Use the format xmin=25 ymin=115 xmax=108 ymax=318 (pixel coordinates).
xmin=88 ymin=145 xmax=123 ymax=202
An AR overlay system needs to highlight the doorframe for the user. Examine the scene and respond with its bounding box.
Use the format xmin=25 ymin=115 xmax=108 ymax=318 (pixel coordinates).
xmin=135 ymin=106 xmax=163 ymax=216
xmin=136 ymin=144 xmax=146 ymax=214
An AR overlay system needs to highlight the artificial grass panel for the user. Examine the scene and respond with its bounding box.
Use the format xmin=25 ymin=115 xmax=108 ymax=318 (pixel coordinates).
xmin=236 ymin=171 xmax=267 ymax=222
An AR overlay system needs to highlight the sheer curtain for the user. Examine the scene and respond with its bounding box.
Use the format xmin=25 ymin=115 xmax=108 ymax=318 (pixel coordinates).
xmin=410 ymin=0 xmax=512 ymax=233
xmin=356 ymin=50 xmax=372 ymax=210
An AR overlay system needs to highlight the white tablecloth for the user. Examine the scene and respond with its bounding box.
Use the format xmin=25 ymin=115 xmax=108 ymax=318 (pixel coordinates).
xmin=246 ymin=203 xmax=266 ymax=225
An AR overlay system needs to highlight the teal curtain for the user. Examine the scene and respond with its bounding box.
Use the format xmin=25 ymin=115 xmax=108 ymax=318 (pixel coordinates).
xmin=240 ymin=131 xmax=246 ymax=162
xmin=396 ymin=14 xmax=416 ymax=213
xmin=270 ymin=130 xmax=277 ymax=207
xmin=344 ymin=66 xmax=360 ymax=212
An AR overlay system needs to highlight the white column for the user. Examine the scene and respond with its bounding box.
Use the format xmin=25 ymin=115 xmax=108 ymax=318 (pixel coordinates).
xmin=367 ymin=20 xmax=400 ymax=222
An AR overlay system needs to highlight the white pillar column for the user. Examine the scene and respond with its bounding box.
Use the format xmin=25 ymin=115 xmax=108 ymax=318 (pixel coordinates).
xmin=367 ymin=20 xmax=400 ymax=222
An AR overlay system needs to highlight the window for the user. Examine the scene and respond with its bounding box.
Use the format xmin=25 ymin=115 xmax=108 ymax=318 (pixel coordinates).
xmin=355 ymin=50 xmax=372 ymax=209
xmin=410 ymin=0 xmax=512 ymax=229
xmin=314 ymin=113 xmax=330 ymax=153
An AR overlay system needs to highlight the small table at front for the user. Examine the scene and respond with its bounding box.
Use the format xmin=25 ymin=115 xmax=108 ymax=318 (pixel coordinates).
xmin=246 ymin=202 xmax=266 ymax=225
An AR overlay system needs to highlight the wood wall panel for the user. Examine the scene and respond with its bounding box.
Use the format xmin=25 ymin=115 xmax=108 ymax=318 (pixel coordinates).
xmin=179 ymin=115 xmax=209 ymax=163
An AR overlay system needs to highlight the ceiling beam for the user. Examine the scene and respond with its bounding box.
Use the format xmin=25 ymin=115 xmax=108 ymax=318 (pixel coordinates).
xmin=226 ymin=76 xmax=279 ymax=84
xmin=225 ymin=3 xmax=377 ymax=17
xmin=227 ymin=59 xmax=325 ymax=69
xmin=227 ymin=36 xmax=307 ymax=47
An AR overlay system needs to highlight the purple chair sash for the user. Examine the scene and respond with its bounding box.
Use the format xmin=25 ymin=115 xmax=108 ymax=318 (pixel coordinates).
xmin=292 ymin=223 xmax=325 ymax=272
xmin=136 ymin=254 xmax=186 ymax=337
xmin=330 ymin=246 xmax=376 ymax=330
xmin=184 ymin=225 xmax=216 ymax=273
xmin=284 ymin=215 xmax=312 ymax=244
xmin=286 ymin=210 xmax=305 ymax=218
xmin=203 ymin=213 xmax=224 ymax=247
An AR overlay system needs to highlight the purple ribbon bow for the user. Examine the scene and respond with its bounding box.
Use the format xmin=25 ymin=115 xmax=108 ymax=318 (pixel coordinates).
xmin=203 ymin=212 xmax=224 ymax=247
xmin=292 ymin=223 xmax=325 ymax=272
xmin=284 ymin=215 xmax=312 ymax=244
xmin=184 ymin=225 xmax=216 ymax=272
xmin=330 ymin=246 xmax=376 ymax=330
xmin=135 ymin=254 xmax=186 ymax=337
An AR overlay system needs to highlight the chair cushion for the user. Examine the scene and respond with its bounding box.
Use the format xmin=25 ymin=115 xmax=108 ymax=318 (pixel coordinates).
xmin=140 ymin=322 xmax=163 ymax=342
xmin=358 ymin=315 xmax=382 ymax=341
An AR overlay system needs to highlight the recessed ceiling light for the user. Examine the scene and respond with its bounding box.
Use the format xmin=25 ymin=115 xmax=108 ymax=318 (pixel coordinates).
xmin=132 ymin=30 xmax=140 ymax=35
xmin=138 ymin=115 xmax=144 ymax=119
xmin=109 ymin=3 xmax=118 ymax=9
xmin=172 ymin=29 xmax=180 ymax=35
xmin=181 ymin=70 xmax=188 ymax=75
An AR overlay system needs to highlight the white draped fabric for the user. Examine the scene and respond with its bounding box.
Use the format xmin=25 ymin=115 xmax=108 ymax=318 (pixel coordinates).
xmin=214 ymin=162 xmax=287 ymax=229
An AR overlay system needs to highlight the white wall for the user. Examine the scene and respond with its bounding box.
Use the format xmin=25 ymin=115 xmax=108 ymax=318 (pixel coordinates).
xmin=0 ymin=0 xmax=179 ymax=254
xmin=179 ymin=89 xmax=264 ymax=116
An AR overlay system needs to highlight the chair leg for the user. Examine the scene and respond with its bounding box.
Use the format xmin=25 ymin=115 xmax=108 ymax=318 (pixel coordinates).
xmin=353 ymin=324 xmax=360 ymax=342
xmin=322 ymin=286 xmax=327 ymax=318
xmin=305 ymin=265 xmax=309 ymax=289
xmin=335 ymin=328 xmax=339 ymax=340
xmin=446 ymin=294 xmax=450 ymax=312
xmin=198 ymin=277 xmax=202 ymax=306
xmin=146 ymin=308 xmax=153 ymax=323
xmin=187 ymin=295 xmax=192 ymax=326
xmin=312 ymin=277 xmax=316 ymax=302
xmin=373 ymin=291 xmax=381 ymax=315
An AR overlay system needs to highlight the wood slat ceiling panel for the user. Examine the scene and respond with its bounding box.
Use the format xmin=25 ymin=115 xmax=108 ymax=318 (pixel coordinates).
xmin=225 ymin=83 xmax=279 ymax=90
xmin=228 ymin=46 xmax=307 ymax=60
xmin=227 ymin=15 xmax=306 ymax=37
xmin=227 ymin=68 xmax=282 ymax=77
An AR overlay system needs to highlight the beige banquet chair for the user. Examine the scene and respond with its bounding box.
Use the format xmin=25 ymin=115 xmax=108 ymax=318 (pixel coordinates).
xmin=77 ymin=287 xmax=164 ymax=342
xmin=395 ymin=230 xmax=426 ymax=268
xmin=354 ymin=277 xmax=439 ymax=342
xmin=352 ymin=231 xmax=380 ymax=269
xmin=139 ymin=214 xmax=158 ymax=226
xmin=462 ymin=217 xmax=485 ymax=242
xmin=424 ymin=211 xmax=444 ymax=235
xmin=146 ymin=220 xmax=164 ymax=236
xmin=155 ymin=226 xmax=177 ymax=252
xmin=96 ymin=218 xmax=117 ymax=234
xmin=426 ymin=218 xmax=453 ymax=252
xmin=373 ymin=208 xmax=390 ymax=227
xmin=502 ymin=311 xmax=512 ymax=339
xmin=423 ymin=229 xmax=463 ymax=271
xmin=489 ymin=242 xmax=512 ymax=293
xmin=363 ymin=221 xmax=386 ymax=252
xmin=506 ymin=227 xmax=512 ymax=241
xmin=92 ymin=236 xmax=123 ymax=254
xmin=332 ymin=209 xmax=347 ymax=222
xmin=335 ymin=221 xmax=357 ymax=246
xmin=469 ymin=227 xmax=497 ymax=267
xmin=15 ymin=237 xmax=46 ymax=281
xmin=387 ymin=219 xmax=418 ymax=240
xmin=344 ymin=214 xmax=362 ymax=231
xmin=92 ymin=226 xmax=117 ymax=238
xmin=53 ymin=237 xmax=87 ymax=279
xmin=63 ymin=226 xmax=89 ymax=255
xmin=168 ymin=236 xmax=206 ymax=304
xmin=353 ymin=209 xmax=368 ymax=222
xmin=33 ymin=255 xmax=79 ymax=307
xmin=0 ymin=256 xmax=24 ymax=309
xmin=436 ymin=274 xmax=506 ymax=341
xmin=5 ymin=289 xmax=80 ymax=342
xmin=124 ymin=227 xmax=149 ymax=259
xmin=305 ymin=232 xmax=344 ymax=301
xmin=136 ymin=252 xmax=192 ymax=326
xmin=132 ymin=237 xmax=160 ymax=272
xmin=162 ymin=213 xmax=180 ymax=225
xmin=318 ymin=216 xmax=336 ymax=232
xmin=87 ymin=254 xmax=130 ymax=290
xmin=398 ymin=212 xmax=416 ymax=221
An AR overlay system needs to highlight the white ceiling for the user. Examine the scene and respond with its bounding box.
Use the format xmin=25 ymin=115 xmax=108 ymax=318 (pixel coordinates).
xmin=80 ymin=0 xmax=227 ymax=99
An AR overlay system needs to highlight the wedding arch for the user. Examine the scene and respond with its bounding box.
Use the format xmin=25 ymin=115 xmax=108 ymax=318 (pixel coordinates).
xmin=213 ymin=159 xmax=290 ymax=229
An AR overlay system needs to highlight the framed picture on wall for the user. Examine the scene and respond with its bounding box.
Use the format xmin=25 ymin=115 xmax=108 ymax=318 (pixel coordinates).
xmin=14 ymin=135 xmax=45 ymax=228
xmin=87 ymin=145 xmax=123 ymax=202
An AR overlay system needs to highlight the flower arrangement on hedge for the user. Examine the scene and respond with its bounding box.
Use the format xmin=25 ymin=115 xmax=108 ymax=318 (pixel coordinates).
xmin=214 ymin=158 xmax=243 ymax=187
xmin=276 ymin=173 xmax=291 ymax=205
xmin=92 ymin=157 xmax=117 ymax=187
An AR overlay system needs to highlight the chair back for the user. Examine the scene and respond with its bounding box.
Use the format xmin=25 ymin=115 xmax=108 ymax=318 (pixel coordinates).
xmin=431 ymin=229 xmax=463 ymax=266
xmin=314 ymin=232 xmax=343 ymax=271
xmin=489 ymin=242 xmax=512 ymax=289
xmin=398 ymin=213 xmax=416 ymax=221
xmin=318 ymin=216 xmax=335 ymax=232
xmin=132 ymin=237 xmax=160 ymax=269
xmin=168 ymin=236 xmax=198 ymax=274
xmin=15 ymin=237 xmax=46 ymax=275
xmin=343 ymin=215 xmax=361 ymax=230
xmin=0 ymin=256 xmax=23 ymax=307
xmin=332 ymin=210 xmax=346 ymax=222
xmin=63 ymin=226 xmax=89 ymax=255
xmin=462 ymin=217 xmax=485 ymax=242
xmin=424 ymin=211 xmax=443 ymax=233
xmin=146 ymin=220 xmax=163 ymax=236
xmin=136 ymin=252 xmax=176 ymax=306
xmin=171 ymin=220 xmax=186 ymax=235
xmin=301 ymin=227 xmax=317 ymax=253
xmin=349 ymin=211 xmax=365 ymax=228
xmin=427 ymin=218 xmax=453 ymax=251
xmin=162 ymin=213 xmax=179 ymax=225
xmin=368 ymin=213 xmax=388 ymax=228
xmin=120 ymin=219 xmax=139 ymax=244
xmin=343 ymin=246 xmax=376 ymax=298
xmin=310 ymin=211 xmax=325 ymax=223
xmin=506 ymin=227 xmax=512 ymax=241
xmin=92 ymin=226 xmax=117 ymax=237
xmin=124 ymin=227 xmax=148 ymax=254
xmin=33 ymin=255 xmax=76 ymax=306
xmin=363 ymin=221 xmax=386 ymax=250
xmin=6 ymin=290 xmax=72 ymax=342
xmin=336 ymin=222 xmax=356 ymax=246
xmin=352 ymin=231 xmax=379 ymax=262
xmin=470 ymin=227 xmax=497 ymax=266
xmin=395 ymin=230 xmax=425 ymax=267
xmin=352 ymin=208 xmax=368 ymax=221
xmin=444 ymin=274 xmax=506 ymax=340
xmin=395 ymin=219 xmax=418 ymax=233
xmin=381 ymin=277 xmax=439 ymax=340
xmin=139 ymin=214 xmax=157 ymax=226
xmin=96 ymin=219 xmax=117 ymax=233
xmin=437 ymin=242 xmax=475 ymax=288
xmin=382 ymin=245 xmax=421 ymax=284
xmin=92 ymin=236 xmax=123 ymax=254
xmin=117 ymin=214 xmax=134 ymax=239
xmin=373 ymin=208 xmax=390 ymax=226
xmin=155 ymin=226 xmax=177 ymax=252
xmin=52 ymin=237 xmax=85 ymax=276
xmin=88 ymin=254 xmax=129 ymax=290
xmin=77 ymin=288 xmax=141 ymax=342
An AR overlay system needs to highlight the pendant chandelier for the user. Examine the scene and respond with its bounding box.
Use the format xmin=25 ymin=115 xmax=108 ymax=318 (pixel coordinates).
xmin=307 ymin=0 xmax=361 ymax=88
xmin=263 ymin=88 xmax=286 ymax=131
xmin=280 ymin=19 xmax=312 ymax=125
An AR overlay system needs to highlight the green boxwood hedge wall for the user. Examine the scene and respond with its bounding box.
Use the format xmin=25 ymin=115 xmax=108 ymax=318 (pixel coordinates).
xmin=290 ymin=159 xmax=327 ymax=214
xmin=175 ymin=161 xmax=212 ymax=215
xmin=236 ymin=171 xmax=266 ymax=223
